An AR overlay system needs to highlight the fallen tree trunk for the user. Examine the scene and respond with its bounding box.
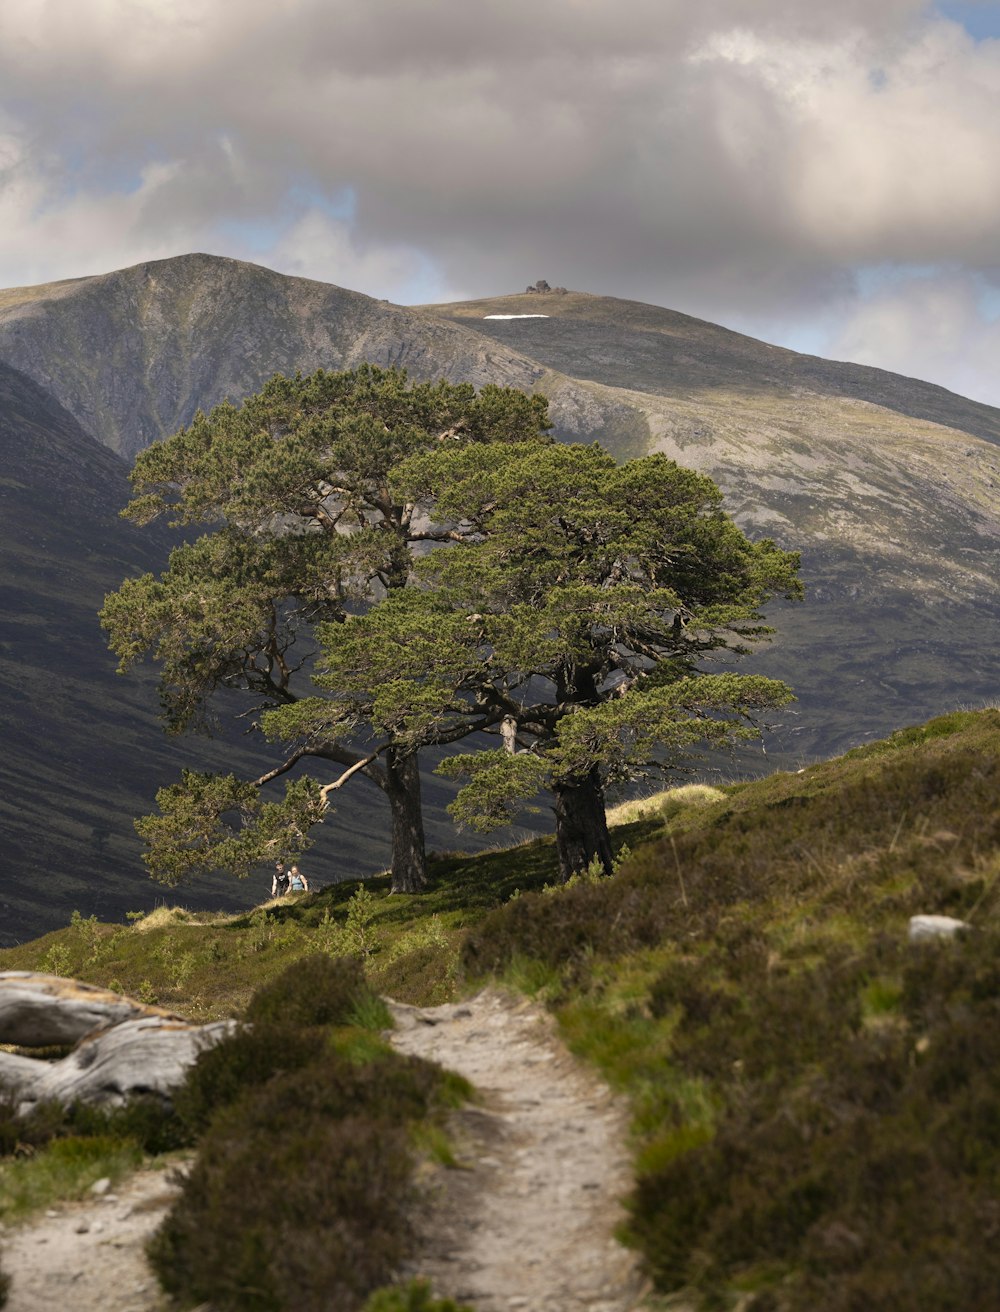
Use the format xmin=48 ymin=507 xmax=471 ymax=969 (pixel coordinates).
xmin=0 ymin=972 xmax=236 ymax=1112
xmin=0 ymin=971 xmax=182 ymax=1047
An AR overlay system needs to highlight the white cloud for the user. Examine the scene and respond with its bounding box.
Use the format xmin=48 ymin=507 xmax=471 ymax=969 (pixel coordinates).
xmin=1 ymin=1 xmax=1000 ymax=401
xmin=828 ymin=272 xmax=1000 ymax=406
xmin=266 ymin=208 xmax=464 ymax=304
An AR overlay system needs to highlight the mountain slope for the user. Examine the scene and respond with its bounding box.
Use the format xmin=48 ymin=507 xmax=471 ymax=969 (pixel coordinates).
xmin=0 ymin=255 xmax=638 ymax=461
xmin=430 ymin=289 xmax=1000 ymax=444
xmin=0 ymin=362 xmax=490 ymax=944
xmin=428 ymin=290 xmax=1000 ymax=758
xmin=0 ymin=255 xmax=997 ymax=939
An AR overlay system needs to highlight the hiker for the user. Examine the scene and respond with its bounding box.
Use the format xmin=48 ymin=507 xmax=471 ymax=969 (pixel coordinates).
xmin=288 ymin=864 xmax=309 ymax=894
xmin=271 ymin=862 xmax=290 ymax=897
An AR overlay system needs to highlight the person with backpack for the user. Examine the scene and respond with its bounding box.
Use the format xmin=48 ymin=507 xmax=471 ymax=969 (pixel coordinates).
xmin=271 ymin=862 xmax=290 ymax=897
xmin=287 ymin=864 xmax=309 ymax=894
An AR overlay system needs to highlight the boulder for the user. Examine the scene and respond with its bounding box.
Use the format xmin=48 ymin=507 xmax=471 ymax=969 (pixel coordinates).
xmin=908 ymin=914 xmax=971 ymax=942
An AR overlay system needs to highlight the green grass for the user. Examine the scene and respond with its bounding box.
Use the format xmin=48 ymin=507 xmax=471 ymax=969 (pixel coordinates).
xmin=0 ymin=830 xmax=614 ymax=1017
xmin=0 ymin=1135 xmax=144 ymax=1223
xmin=2 ymin=708 xmax=999 ymax=1310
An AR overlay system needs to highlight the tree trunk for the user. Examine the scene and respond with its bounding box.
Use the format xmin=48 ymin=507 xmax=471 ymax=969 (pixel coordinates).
xmin=385 ymin=747 xmax=427 ymax=893
xmin=553 ymin=766 xmax=614 ymax=882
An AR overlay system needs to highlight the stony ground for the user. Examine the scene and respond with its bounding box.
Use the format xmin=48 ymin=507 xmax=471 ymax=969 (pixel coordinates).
xmin=0 ymin=1166 xmax=179 ymax=1312
xmin=1 ymin=988 xmax=646 ymax=1311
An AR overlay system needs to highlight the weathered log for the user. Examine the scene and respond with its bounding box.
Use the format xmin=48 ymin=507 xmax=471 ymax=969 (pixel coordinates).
xmin=0 ymin=972 xmax=182 ymax=1047
xmin=3 ymin=1014 xmax=237 ymax=1112
xmin=0 ymin=1049 xmax=43 ymax=1102
xmin=0 ymin=973 xmax=237 ymax=1112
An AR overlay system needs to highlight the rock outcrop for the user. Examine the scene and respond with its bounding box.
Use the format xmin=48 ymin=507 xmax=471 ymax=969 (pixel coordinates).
xmin=0 ymin=972 xmax=181 ymax=1047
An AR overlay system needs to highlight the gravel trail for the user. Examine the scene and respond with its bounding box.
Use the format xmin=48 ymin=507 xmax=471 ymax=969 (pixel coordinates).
xmin=389 ymin=988 xmax=647 ymax=1312
xmin=1 ymin=989 xmax=646 ymax=1311
xmin=0 ymin=1166 xmax=179 ymax=1312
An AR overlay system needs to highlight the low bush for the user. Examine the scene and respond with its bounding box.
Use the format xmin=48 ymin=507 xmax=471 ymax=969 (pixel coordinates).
xmin=244 ymin=953 xmax=369 ymax=1029
xmin=172 ymin=1024 xmax=321 ymax=1136
xmin=149 ymin=947 xmax=458 ymax=1312
xmin=68 ymin=1094 xmax=189 ymax=1155
xmin=364 ymin=1279 xmax=474 ymax=1311
xmin=149 ymin=1046 xmax=447 ymax=1312
xmin=0 ymin=1090 xmax=183 ymax=1161
xmin=0 ymin=1254 xmax=7 ymax=1309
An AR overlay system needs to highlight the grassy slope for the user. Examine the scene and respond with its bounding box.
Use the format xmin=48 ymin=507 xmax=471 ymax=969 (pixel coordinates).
xmin=3 ymin=707 xmax=1000 ymax=1309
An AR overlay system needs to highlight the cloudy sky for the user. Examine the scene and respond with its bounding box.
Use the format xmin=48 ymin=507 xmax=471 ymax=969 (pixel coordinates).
xmin=2 ymin=0 xmax=1000 ymax=402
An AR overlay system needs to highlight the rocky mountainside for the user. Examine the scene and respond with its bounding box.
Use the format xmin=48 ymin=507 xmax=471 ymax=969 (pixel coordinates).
xmin=0 ymin=254 xmax=997 ymax=937
xmin=0 ymin=255 xmax=638 ymax=461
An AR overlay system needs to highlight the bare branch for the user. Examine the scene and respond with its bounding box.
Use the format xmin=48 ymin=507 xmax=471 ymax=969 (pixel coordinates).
xmin=319 ymin=747 xmax=388 ymax=801
xmin=253 ymin=748 xmax=309 ymax=788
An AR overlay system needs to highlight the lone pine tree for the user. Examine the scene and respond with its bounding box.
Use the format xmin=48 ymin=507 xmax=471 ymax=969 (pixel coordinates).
xmin=102 ymin=365 xmax=550 ymax=894
xmin=351 ymin=439 xmax=803 ymax=880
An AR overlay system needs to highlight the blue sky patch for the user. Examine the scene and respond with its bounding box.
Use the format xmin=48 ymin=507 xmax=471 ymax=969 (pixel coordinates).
xmin=935 ymin=2 xmax=1000 ymax=40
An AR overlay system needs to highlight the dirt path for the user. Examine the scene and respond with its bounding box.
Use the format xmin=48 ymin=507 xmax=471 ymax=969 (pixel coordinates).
xmin=1 ymin=989 xmax=646 ymax=1311
xmin=0 ymin=1166 xmax=180 ymax=1312
xmin=389 ymin=989 xmax=647 ymax=1312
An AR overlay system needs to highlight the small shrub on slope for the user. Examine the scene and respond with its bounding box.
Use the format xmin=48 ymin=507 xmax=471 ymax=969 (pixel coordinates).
xmin=244 ymin=952 xmax=368 ymax=1029
xmin=150 ymin=955 xmax=454 ymax=1312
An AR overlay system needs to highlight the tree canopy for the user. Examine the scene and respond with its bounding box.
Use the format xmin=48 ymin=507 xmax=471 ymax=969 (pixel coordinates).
xmin=102 ymin=366 xmax=551 ymax=892
xmin=289 ymin=439 xmax=803 ymax=879
xmin=104 ymin=364 xmax=801 ymax=891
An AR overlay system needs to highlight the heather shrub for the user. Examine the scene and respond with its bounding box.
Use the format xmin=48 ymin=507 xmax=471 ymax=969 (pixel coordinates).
xmin=149 ymin=1046 xmax=444 ymax=1311
xmin=172 ymin=1023 xmax=321 ymax=1136
xmin=71 ymin=1094 xmax=186 ymax=1154
xmin=629 ymin=928 xmax=1000 ymax=1310
xmin=244 ymin=952 xmax=368 ymax=1028
xmin=0 ymin=1090 xmax=184 ymax=1158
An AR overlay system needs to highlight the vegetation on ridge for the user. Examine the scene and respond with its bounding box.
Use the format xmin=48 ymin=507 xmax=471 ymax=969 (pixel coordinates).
xmin=3 ymin=708 xmax=998 ymax=1310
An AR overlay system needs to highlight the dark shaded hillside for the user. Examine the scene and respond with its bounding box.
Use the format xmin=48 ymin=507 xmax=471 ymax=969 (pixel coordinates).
xmin=0 ymin=363 xmax=277 ymax=942
xmin=0 ymin=363 xmax=488 ymax=945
